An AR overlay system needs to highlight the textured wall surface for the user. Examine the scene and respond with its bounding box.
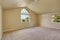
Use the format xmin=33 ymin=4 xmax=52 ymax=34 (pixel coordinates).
xmin=40 ymin=13 xmax=60 ymax=28
xmin=3 ymin=8 xmax=37 ymax=32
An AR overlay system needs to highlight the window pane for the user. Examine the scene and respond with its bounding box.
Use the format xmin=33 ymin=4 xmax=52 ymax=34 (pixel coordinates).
xmin=52 ymin=15 xmax=60 ymax=22
xmin=21 ymin=15 xmax=29 ymax=19
xmin=21 ymin=9 xmax=29 ymax=15
xmin=21 ymin=15 xmax=30 ymax=22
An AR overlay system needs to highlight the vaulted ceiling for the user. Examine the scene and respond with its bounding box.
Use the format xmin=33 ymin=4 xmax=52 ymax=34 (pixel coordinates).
xmin=1 ymin=0 xmax=60 ymax=14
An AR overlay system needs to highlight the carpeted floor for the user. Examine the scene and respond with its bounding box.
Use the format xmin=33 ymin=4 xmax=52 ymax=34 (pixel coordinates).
xmin=2 ymin=27 xmax=60 ymax=40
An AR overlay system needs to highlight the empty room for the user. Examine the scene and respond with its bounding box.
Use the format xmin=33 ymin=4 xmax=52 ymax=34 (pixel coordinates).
xmin=0 ymin=0 xmax=60 ymax=40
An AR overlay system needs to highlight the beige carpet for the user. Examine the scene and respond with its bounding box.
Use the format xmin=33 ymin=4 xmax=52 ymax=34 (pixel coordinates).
xmin=2 ymin=27 xmax=60 ymax=40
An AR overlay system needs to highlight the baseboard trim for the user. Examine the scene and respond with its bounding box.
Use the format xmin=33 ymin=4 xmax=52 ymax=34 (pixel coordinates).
xmin=3 ymin=26 xmax=35 ymax=33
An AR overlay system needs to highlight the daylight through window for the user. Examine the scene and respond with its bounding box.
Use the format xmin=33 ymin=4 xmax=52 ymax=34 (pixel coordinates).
xmin=21 ymin=8 xmax=30 ymax=23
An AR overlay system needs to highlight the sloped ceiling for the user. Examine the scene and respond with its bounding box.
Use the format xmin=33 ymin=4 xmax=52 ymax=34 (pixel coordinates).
xmin=28 ymin=0 xmax=60 ymax=14
xmin=1 ymin=0 xmax=60 ymax=14
xmin=2 ymin=0 xmax=27 ymax=8
xmin=2 ymin=0 xmax=34 ymax=9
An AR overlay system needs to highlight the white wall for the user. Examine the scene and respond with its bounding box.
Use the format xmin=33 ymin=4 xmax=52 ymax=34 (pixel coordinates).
xmin=0 ymin=5 xmax=2 ymax=40
xmin=3 ymin=8 xmax=37 ymax=32
xmin=40 ymin=13 xmax=60 ymax=28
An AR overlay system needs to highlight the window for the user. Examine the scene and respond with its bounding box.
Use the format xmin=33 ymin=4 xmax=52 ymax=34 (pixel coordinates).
xmin=52 ymin=14 xmax=60 ymax=22
xmin=21 ymin=8 xmax=30 ymax=23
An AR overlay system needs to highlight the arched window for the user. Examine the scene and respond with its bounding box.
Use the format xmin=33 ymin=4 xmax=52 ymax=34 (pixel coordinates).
xmin=21 ymin=8 xmax=30 ymax=23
